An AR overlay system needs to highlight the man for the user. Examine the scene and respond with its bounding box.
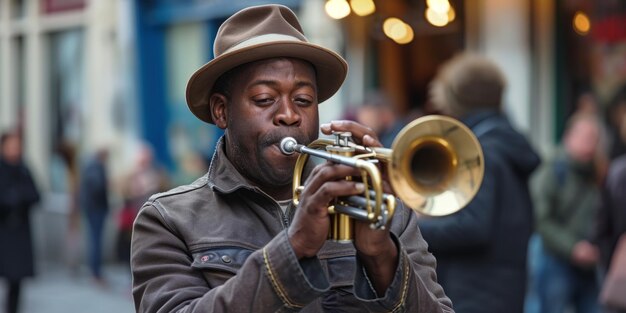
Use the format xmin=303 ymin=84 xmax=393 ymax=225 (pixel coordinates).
xmin=79 ymin=147 xmax=110 ymax=285
xmin=532 ymin=113 xmax=603 ymax=313
xmin=417 ymin=53 xmax=541 ymax=313
xmin=131 ymin=4 xmax=452 ymax=313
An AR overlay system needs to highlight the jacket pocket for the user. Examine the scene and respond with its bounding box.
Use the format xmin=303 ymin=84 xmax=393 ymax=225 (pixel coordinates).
xmin=191 ymin=246 xmax=254 ymax=287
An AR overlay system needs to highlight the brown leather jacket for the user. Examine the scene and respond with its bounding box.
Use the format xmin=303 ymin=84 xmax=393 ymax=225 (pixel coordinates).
xmin=131 ymin=139 xmax=453 ymax=312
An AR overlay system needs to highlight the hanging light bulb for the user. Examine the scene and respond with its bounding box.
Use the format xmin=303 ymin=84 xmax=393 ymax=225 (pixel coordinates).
xmin=325 ymin=0 xmax=351 ymax=19
xmin=427 ymin=0 xmax=450 ymax=14
xmin=425 ymin=7 xmax=449 ymax=27
xmin=383 ymin=17 xmax=414 ymax=44
xmin=394 ymin=24 xmax=414 ymax=44
xmin=350 ymin=0 xmax=376 ymax=17
xmin=573 ymin=11 xmax=591 ymax=35
xmin=383 ymin=18 xmax=405 ymax=38
xmin=447 ymin=5 xmax=456 ymax=22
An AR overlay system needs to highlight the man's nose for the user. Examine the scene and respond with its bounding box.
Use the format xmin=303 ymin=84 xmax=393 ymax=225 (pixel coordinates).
xmin=274 ymin=99 xmax=301 ymax=126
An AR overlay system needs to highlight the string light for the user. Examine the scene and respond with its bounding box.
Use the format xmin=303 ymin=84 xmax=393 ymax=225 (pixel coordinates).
xmin=427 ymin=0 xmax=450 ymax=14
xmin=325 ymin=0 xmax=351 ymax=20
xmin=383 ymin=17 xmax=414 ymax=44
xmin=425 ymin=7 xmax=449 ymax=27
xmin=573 ymin=11 xmax=590 ymax=35
xmin=350 ymin=0 xmax=376 ymax=17
xmin=448 ymin=6 xmax=456 ymax=23
xmin=425 ymin=0 xmax=454 ymax=27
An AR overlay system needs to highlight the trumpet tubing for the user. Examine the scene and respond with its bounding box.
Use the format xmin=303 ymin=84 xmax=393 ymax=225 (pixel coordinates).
xmin=281 ymin=115 xmax=484 ymax=241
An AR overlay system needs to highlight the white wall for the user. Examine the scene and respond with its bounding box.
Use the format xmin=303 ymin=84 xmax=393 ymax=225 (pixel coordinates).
xmin=478 ymin=0 xmax=532 ymax=133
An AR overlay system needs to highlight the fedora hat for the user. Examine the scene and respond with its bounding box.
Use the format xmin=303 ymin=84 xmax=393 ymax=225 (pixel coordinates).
xmin=186 ymin=4 xmax=348 ymax=124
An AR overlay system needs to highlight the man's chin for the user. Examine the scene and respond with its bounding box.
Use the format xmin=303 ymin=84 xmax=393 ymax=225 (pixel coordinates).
xmin=269 ymin=167 xmax=295 ymax=186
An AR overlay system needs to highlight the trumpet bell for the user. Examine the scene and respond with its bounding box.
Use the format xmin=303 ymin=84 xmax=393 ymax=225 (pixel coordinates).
xmin=389 ymin=115 xmax=484 ymax=216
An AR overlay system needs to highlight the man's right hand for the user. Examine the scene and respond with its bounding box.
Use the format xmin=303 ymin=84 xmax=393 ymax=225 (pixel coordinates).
xmin=287 ymin=162 xmax=364 ymax=259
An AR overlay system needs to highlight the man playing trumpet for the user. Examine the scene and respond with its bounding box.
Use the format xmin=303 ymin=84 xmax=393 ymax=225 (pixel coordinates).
xmin=131 ymin=4 xmax=452 ymax=312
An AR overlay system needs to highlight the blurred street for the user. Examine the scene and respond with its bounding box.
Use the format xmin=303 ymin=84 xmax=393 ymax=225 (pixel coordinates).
xmin=0 ymin=262 xmax=134 ymax=313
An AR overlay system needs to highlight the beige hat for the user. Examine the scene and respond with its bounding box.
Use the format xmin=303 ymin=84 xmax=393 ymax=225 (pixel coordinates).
xmin=186 ymin=4 xmax=348 ymax=124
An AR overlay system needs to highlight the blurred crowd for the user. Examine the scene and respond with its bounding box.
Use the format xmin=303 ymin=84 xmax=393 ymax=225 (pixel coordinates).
xmin=1 ymin=52 xmax=626 ymax=313
xmin=343 ymin=53 xmax=626 ymax=313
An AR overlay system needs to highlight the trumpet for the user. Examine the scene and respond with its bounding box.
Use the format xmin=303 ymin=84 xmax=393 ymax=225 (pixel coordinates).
xmin=280 ymin=115 xmax=484 ymax=242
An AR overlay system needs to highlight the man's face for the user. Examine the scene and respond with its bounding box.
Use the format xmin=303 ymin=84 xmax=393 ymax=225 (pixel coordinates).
xmin=565 ymin=118 xmax=599 ymax=163
xmin=218 ymin=58 xmax=319 ymax=191
xmin=1 ymin=134 xmax=22 ymax=164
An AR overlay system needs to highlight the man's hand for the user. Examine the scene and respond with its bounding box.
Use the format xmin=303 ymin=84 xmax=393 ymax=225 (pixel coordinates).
xmin=571 ymin=240 xmax=599 ymax=268
xmin=320 ymin=120 xmax=399 ymax=295
xmin=288 ymin=162 xmax=364 ymax=259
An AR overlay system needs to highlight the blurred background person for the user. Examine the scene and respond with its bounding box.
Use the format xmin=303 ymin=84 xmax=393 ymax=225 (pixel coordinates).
xmin=530 ymin=113 xmax=604 ymax=313
xmin=594 ymin=111 xmax=626 ymax=313
xmin=0 ymin=130 xmax=41 ymax=313
xmin=78 ymin=147 xmax=110 ymax=286
xmin=116 ymin=143 xmax=169 ymax=266
xmin=54 ymin=141 xmax=82 ymax=275
xmin=171 ymin=150 xmax=208 ymax=187
xmin=352 ymin=90 xmax=398 ymax=147
xmin=417 ymin=53 xmax=541 ymax=313
xmin=606 ymin=87 xmax=626 ymax=161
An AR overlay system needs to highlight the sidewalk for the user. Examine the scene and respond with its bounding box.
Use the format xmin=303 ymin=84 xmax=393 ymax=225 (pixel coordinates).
xmin=1 ymin=262 xmax=135 ymax=313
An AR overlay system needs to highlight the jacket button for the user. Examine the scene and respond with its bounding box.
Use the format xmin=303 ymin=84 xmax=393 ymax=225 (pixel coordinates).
xmin=221 ymin=255 xmax=232 ymax=263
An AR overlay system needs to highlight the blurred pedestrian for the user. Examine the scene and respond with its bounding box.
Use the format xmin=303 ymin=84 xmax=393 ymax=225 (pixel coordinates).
xmin=594 ymin=112 xmax=626 ymax=313
xmin=418 ymin=53 xmax=541 ymax=313
xmin=353 ymin=91 xmax=398 ymax=147
xmin=117 ymin=143 xmax=168 ymax=265
xmin=55 ymin=141 xmax=82 ymax=274
xmin=531 ymin=113 xmax=604 ymax=313
xmin=0 ymin=130 xmax=41 ymax=313
xmin=78 ymin=147 xmax=110 ymax=285
xmin=606 ymin=86 xmax=626 ymax=160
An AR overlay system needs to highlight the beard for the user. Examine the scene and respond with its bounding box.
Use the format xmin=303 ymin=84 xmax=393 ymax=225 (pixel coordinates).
xmin=227 ymin=129 xmax=317 ymax=188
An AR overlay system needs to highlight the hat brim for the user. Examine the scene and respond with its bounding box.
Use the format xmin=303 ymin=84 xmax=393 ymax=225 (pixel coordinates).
xmin=186 ymin=41 xmax=348 ymax=124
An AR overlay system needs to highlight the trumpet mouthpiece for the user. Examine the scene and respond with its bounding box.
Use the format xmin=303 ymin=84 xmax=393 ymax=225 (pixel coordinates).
xmin=280 ymin=137 xmax=298 ymax=155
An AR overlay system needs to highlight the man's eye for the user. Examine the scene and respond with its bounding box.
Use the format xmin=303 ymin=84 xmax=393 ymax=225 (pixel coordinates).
xmin=294 ymin=97 xmax=313 ymax=106
xmin=254 ymin=98 xmax=275 ymax=106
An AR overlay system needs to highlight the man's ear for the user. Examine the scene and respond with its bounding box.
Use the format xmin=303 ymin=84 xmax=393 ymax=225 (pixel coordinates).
xmin=209 ymin=93 xmax=228 ymax=129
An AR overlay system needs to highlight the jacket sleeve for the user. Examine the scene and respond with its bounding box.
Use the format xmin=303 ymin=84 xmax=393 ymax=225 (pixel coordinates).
xmin=353 ymin=202 xmax=454 ymax=313
xmin=131 ymin=202 xmax=330 ymax=313
xmin=415 ymin=151 xmax=499 ymax=253
xmin=532 ymin=163 xmax=578 ymax=259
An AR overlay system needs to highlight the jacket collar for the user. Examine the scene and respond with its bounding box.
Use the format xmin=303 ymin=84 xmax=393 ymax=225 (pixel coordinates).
xmin=207 ymin=136 xmax=257 ymax=194
xmin=460 ymin=109 xmax=502 ymax=129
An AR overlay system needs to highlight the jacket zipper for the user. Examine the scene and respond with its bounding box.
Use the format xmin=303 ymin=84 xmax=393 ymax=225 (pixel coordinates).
xmin=279 ymin=202 xmax=291 ymax=229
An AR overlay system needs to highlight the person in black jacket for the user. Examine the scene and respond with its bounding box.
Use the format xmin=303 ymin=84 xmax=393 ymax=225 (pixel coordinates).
xmin=0 ymin=130 xmax=40 ymax=313
xmin=418 ymin=53 xmax=541 ymax=313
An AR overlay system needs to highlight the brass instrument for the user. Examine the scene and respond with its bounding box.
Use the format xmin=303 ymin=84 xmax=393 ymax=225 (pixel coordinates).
xmin=279 ymin=115 xmax=484 ymax=242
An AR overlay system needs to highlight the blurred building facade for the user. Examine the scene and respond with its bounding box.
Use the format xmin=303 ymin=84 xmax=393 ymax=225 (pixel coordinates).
xmin=1 ymin=0 xmax=625 ymax=261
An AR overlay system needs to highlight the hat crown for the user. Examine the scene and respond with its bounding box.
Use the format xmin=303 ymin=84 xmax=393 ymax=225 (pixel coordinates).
xmin=214 ymin=5 xmax=308 ymax=58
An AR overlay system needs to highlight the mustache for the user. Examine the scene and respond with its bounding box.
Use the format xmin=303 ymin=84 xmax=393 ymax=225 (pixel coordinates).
xmin=260 ymin=131 xmax=315 ymax=148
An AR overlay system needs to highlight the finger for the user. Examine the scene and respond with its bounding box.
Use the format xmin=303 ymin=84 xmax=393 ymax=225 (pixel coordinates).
xmin=322 ymin=120 xmax=379 ymax=144
xmin=363 ymin=134 xmax=382 ymax=148
xmin=302 ymin=180 xmax=366 ymax=215
xmin=320 ymin=123 xmax=332 ymax=135
xmin=303 ymin=162 xmax=362 ymax=193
